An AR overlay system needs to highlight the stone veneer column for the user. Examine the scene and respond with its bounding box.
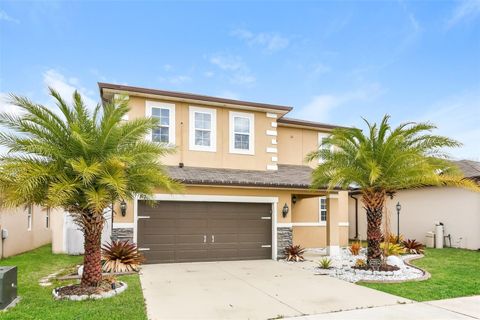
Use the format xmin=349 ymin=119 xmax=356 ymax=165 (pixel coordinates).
xmin=112 ymin=228 xmax=134 ymax=243
xmin=277 ymin=226 xmax=293 ymax=258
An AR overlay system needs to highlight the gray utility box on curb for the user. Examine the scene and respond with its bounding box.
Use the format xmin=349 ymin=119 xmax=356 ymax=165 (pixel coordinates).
xmin=0 ymin=266 xmax=17 ymax=310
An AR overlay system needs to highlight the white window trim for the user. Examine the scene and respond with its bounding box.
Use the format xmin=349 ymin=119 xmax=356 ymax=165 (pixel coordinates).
xmin=26 ymin=205 xmax=32 ymax=231
xmin=189 ymin=106 xmax=217 ymax=152
xmin=145 ymin=101 xmax=176 ymax=145
xmin=319 ymin=196 xmax=327 ymax=222
xmin=318 ymin=132 xmax=333 ymax=163
xmin=229 ymin=111 xmax=254 ymax=155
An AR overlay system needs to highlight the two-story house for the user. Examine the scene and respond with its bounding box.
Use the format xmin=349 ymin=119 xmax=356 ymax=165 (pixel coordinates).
xmin=52 ymin=83 xmax=351 ymax=263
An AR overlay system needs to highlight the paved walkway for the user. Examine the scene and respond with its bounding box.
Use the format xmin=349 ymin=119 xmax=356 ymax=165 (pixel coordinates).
xmin=293 ymin=295 xmax=480 ymax=319
xmin=140 ymin=259 xmax=409 ymax=320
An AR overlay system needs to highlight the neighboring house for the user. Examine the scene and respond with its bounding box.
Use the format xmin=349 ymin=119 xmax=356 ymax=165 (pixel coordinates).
xmin=52 ymin=82 xmax=352 ymax=263
xmin=0 ymin=204 xmax=53 ymax=258
xmin=349 ymin=160 xmax=480 ymax=250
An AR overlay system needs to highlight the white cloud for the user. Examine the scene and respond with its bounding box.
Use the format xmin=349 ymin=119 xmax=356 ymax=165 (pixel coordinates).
xmin=216 ymin=90 xmax=240 ymax=100
xmin=312 ymin=63 xmax=331 ymax=76
xmin=0 ymin=10 xmax=19 ymax=23
xmin=295 ymin=84 xmax=383 ymax=122
xmin=209 ymin=54 xmax=255 ymax=85
xmin=446 ymin=0 xmax=480 ymax=28
xmin=204 ymin=71 xmax=214 ymax=78
xmin=418 ymin=89 xmax=480 ymax=160
xmin=158 ymin=75 xmax=192 ymax=85
xmin=210 ymin=54 xmax=244 ymax=71
xmin=43 ymin=69 xmax=97 ymax=109
xmin=231 ymin=28 xmax=289 ymax=53
xmin=0 ymin=93 xmax=23 ymax=115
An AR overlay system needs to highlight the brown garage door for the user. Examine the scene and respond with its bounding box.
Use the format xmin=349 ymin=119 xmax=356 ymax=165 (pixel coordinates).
xmin=137 ymin=201 xmax=272 ymax=263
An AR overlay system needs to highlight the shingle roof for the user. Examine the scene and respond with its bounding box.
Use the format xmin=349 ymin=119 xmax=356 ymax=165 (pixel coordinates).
xmin=166 ymin=164 xmax=315 ymax=189
xmin=98 ymin=82 xmax=292 ymax=112
xmin=454 ymin=160 xmax=480 ymax=179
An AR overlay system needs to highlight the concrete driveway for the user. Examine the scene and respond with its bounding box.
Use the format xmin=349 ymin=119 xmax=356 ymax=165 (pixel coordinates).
xmin=140 ymin=260 xmax=409 ymax=320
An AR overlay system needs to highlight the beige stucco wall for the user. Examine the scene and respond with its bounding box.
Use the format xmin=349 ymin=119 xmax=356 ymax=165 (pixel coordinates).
xmin=127 ymin=96 xmax=278 ymax=171
xmin=349 ymin=187 xmax=480 ymax=250
xmin=114 ymin=186 xmax=330 ymax=223
xmin=51 ymin=208 xmax=65 ymax=254
xmin=0 ymin=205 xmax=53 ymax=258
xmin=292 ymin=196 xmax=321 ymax=222
xmin=290 ymin=192 xmax=349 ymax=248
xmin=293 ymin=227 xmax=327 ymax=247
xmin=277 ymin=126 xmax=329 ymax=168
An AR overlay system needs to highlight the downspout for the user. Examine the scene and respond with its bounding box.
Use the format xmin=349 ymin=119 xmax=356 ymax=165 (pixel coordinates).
xmin=350 ymin=193 xmax=359 ymax=240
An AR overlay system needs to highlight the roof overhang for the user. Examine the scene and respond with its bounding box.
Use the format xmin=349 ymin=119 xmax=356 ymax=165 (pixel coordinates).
xmin=277 ymin=117 xmax=351 ymax=131
xmin=99 ymin=82 xmax=293 ymax=116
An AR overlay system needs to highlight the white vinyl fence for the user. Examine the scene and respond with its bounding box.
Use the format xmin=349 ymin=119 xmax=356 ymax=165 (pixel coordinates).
xmin=63 ymin=209 xmax=112 ymax=255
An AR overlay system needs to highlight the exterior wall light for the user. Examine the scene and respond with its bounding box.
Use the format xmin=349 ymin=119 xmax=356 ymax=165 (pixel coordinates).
xmin=282 ymin=203 xmax=289 ymax=218
xmin=291 ymin=195 xmax=297 ymax=204
xmin=120 ymin=200 xmax=127 ymax=217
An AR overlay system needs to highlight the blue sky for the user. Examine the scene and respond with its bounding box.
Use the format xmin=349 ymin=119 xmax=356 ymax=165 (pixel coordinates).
xmin=1 ymin=0 xmax=479 ymax=159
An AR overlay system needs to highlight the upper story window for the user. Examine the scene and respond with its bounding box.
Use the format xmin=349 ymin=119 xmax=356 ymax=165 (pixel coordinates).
xmin=318 ymin=132 xmax=332 ymax=163
xmin=26 ymin=205 xmax=33 ymax=231
xmin=319 ymin=197 xmax=327 ymax=222
xmin=189 ymin=106 xmax=216 ymax=152
xmin=145 ymin=101 xmax=175 ymax=145
xmin=229 ymin=111 xmax=254 ymax=155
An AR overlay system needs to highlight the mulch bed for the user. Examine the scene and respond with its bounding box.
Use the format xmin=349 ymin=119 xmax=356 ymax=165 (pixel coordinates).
xmin=55 ymin=280 xmax=123 ymax=297
xmin=352 ymin=264 xmax=400 ymax=272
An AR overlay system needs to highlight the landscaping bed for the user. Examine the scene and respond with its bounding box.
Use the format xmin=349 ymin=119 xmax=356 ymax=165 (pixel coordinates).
xmin=310 ymin=248 xmax=427 ymax=283
xmin=0 ymin=245 xmax=147 ymax=320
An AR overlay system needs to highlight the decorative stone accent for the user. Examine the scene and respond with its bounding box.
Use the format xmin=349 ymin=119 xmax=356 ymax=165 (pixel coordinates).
xmin=52 ymin=282 xmax=128 ymax=301
xmin=308 ymin=248 xmax=429 ymax=283
xmin=112 ymin=228 xmax=134 ymax=243
xmin=277 ymin=227 xmax=293 ymax=258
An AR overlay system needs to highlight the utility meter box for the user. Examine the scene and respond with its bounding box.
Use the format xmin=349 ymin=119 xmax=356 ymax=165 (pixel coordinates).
xmin=0 ymin=266 xmax=17 ymax=310
xmin=425 ymin=232 xmax=435 ymax=248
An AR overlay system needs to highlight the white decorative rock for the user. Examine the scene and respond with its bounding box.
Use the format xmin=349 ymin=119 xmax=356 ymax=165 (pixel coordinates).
xmin=386 ymin=255 xmax=405 ymax=268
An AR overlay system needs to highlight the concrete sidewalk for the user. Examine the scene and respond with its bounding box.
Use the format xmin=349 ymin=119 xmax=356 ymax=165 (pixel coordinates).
xmin=293 ymin=295 xmax=480 ymax=319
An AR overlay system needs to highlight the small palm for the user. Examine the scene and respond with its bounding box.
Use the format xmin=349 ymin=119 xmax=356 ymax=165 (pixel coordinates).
xmin=307 ymin=115 xmax=477 ymax=262
xmin=0 ymin=88 xmax=180 ymax=286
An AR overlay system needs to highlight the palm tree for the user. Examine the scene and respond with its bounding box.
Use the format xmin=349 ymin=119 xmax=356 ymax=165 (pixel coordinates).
xmin=307 ymin=115 xmax=478 ymax=264
xmin=0 ymin=89 xmax=179 ymax=287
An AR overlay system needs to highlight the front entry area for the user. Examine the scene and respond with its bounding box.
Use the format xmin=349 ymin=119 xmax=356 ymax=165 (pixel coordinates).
xmin=137 ymin=201 xmax=272 ymax=263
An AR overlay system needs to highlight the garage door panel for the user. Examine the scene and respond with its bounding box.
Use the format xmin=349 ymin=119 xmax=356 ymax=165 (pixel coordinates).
xmin=176 ymin=249 xmax=209 ymax=261
xmin=138 ymin=200 xmax=272 ymax=263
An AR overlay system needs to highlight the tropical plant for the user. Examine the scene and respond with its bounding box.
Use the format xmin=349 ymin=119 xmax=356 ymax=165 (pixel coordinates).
xmin=380 ymin=242 xmax=405 ymax=256
xmin=402 ymin=239 xmax=425 ymax=254
xmin=318 ymin=257 xmax=332 ymax=269
xmin=0 ymin=89 xmax=179 ymax=287
xmin=102 ymin=240 xmax=145 ymax=273
xmin=307 ymin=115 xmax=479 ymax=265
xmin=284 ymin=245 xmax=306 ymax=262
xmin=355 ymin=258 xmax=367 ymax=268
xmin=349 ymin=241 xmax=362 ymax=255
xmin=385 ymin=233 xmax=404 ymax=244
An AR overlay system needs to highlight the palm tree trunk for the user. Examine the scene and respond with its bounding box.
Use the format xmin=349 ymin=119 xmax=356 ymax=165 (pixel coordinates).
xmin=80 ymin=212 xmax=104 ymax=287
xmin=362 ymin=189 xmax=386 ymax=264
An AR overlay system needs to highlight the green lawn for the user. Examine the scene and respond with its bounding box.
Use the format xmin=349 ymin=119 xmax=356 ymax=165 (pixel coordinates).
xmin=0 ymin=245 xmax=147 ymax=320
xmin=360 ymin=248 xmax=480 ymax=301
